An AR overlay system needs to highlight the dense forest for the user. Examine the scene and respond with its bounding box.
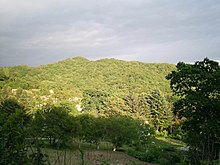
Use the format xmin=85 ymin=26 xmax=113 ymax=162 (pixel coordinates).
xmin=0 ymin=56 xmax=175 ymax=95
xmin=0 ymin=57 xmax=219 ymax=165
xmin=0 ymin=57 xmax=176 ymax=120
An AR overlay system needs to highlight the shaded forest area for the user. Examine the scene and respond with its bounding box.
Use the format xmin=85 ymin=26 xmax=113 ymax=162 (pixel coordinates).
xmin=0 ymin=57 xmax=219 ymax=164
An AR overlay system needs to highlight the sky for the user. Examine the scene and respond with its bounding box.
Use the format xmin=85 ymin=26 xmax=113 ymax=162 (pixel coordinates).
xmin=0 ymin=0 xmax=220 ymax=66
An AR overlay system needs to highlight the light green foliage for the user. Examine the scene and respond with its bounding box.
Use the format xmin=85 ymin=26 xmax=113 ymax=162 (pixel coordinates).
xmin=0 ymin=68 xmax=10 ymax=82
xmin=54 ymin=100 xmax=79 ymax=116
xmin=82 ymin=90 xmax=109 ymax=113
xmin=0 ymin=57 xmax=182 ymax=164
xmin=0 ymin=57 xmax=176 ymax=126
xmin=1 ymin=57 xmax=175 ymax=100
xmin=123 ymin=92 xmax=140 ymax=114
xmin=145 ymin=89 xmax=173 ymax=132
xmin=104 ymin=95 xmax=128 ymax=116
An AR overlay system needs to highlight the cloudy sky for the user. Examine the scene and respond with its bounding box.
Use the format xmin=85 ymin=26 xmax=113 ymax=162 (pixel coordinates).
xmin=0 ymin=0 xmax=220 ymax=66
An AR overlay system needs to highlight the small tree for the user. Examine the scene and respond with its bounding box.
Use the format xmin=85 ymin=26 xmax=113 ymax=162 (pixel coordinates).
xmin=77 ymin=115 xmax=107 ymax=150
xmin=33 ymin=105 xmax=74 ymax=147
xmin=107 ymin=116 xmax=139 ymax=151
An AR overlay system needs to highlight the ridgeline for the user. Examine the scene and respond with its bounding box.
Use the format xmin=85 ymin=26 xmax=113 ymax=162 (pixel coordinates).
xmin=0 ymin=56 xmax=175 ymax=98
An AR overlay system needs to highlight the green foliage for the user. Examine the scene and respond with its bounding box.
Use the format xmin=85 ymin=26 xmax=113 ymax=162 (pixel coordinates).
xmin=166 ymin=58 xmax=220 ymax=163
xmin=106 ymin=116 xmax=140 ymax=150
xmin=0 ymin=57 xmax=176 ymax=135
xmin=74 ymin=114 xmax=154 ymax=151
xmin=0 ymin=68 xmax=10 ymax=82
xmin=1 ymin=57 xmax=175 ymax=104
xmin=0 ymin=99 xmax=30 ymax=165
xmin=145 ymin=89 xmax=173 ymax=132
xmin=79 ymin=149 xmax=85 ymax=165
xmin=0 ymin=99 xmax=48 ymax=165
xmin=128 ymin=140 xmax=187 ymax=165
xmin=82 ymin=116 xmax=106 ymax=149
xmin=54 ymin=100 xmax=79 ymax=115
xmin=0 ymin=57 xmax=185 ymax=164
xmin=75 ymin=114 xmax=98 ymax=144
xmin=33 ymin=105 xmax=74 ymax=147
xmin=0 ymin=96 xmax=174 ymax=164
xmin=81 ymin=88 xmax=174 ymax=135
xmin=82 ymin=90 xmax=109 ymax=113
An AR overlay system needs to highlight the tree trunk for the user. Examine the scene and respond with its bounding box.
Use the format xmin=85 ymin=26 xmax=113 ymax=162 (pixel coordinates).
xmin=96 ymin=142 xmax=100 ymax=150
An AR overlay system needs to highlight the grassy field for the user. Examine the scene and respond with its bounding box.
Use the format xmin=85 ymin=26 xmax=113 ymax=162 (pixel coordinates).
xmin=155 ymin=137 xmax=185 ymax=147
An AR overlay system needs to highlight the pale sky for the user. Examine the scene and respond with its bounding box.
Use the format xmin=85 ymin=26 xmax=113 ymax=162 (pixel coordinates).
xmin=0 ymin=0 xmax=220 ymax=66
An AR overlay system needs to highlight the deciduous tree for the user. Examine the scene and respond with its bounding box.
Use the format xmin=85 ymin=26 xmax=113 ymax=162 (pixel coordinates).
xmin=166 ymin=58 xmax=220 ymax=163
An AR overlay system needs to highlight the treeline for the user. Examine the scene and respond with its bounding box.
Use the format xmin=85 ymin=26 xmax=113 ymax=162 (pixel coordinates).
xmin=0 ymin=86 xmax=176 ymax=136
xmin=82 ymin=89 xmax=175 ymax=134
xmin=0 ymin=99 xmax=154 ymax=164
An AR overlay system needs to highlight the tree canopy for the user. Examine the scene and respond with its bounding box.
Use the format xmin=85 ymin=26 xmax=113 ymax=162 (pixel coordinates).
xmin=166 ymin=58 xmax=220 ymax=163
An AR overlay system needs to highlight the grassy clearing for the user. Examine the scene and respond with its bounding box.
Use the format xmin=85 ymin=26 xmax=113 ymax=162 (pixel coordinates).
xmin=153 ymin=137 xmax=186 ymax=147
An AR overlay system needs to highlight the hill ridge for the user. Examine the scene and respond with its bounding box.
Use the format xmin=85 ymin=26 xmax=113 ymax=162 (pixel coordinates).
xmin=0 ymin=56 xmax=176 ymax=99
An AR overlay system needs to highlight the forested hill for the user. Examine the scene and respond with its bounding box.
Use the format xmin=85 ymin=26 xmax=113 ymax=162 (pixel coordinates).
xmin=0 ymin=57 xmax=175 ymax=98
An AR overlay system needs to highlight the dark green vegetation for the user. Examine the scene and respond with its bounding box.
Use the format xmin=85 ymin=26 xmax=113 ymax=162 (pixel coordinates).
xmin=166 ymin=58 xmax=220 ymax=164
xmin=0 ymin=57 xmax=219 ymax=164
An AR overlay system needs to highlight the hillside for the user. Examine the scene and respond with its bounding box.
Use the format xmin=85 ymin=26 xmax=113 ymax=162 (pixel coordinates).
xmin=0 ymin=57 xmax=175 ymax=98
xmin=0 ymin=57 xmax=188 ymax=164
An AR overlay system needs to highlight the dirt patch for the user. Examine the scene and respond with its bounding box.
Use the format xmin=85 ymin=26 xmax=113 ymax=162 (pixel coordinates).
xmin=77 ymin=150 xmax=156 ymax=165
xmin=42 ymin=148 xmax=156 ymax=165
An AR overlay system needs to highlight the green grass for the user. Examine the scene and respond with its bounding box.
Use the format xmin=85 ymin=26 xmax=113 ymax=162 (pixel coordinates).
xmin=153 ymin=137 xmax=186 ymax=148
xmin=125 ymin=137 xmax=187 ymax=165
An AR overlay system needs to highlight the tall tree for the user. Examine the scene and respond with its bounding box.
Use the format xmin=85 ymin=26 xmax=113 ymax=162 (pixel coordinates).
xmin=166 ymin=58 xmax=220 ymax=163
xmin=145 ymin=89 xmax=172 ymax=133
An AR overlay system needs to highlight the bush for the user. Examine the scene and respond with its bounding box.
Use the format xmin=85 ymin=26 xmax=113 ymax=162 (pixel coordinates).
xmin=127 ymin=145 xmax=187 ymax=165
xmin=127 ymin=146 xmax=162 ymax=162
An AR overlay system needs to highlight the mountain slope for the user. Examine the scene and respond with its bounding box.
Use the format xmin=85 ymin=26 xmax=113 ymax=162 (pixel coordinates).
xmin=0 ymin=57 xmax=176 ymax=98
